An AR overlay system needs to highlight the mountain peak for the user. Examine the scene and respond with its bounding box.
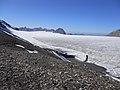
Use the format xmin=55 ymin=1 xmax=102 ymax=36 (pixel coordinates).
xmin=55 ymin=28 xmax=66 ymax=34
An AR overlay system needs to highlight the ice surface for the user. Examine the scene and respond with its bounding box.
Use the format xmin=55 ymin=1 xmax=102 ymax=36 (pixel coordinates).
xmin=16 ymin=44 xmax=25 ymax=49
xmin=15 ymin=44 xmax=38 ymax=54
xmin=26 ymin=50 xmax=38 ymax=54
xmin=52 ymin=51 xmax=71 ymax=62
xmin=35 ymin=34 xmax=120 ymax=78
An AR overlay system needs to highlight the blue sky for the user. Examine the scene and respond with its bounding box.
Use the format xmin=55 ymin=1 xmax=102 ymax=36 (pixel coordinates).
xmin=0 ymin=0 xmax=120 ymax=34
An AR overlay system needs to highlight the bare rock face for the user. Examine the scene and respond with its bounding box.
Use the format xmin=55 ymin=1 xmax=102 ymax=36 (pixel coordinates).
xmin=108 ymin=29 xmax=120 ymax=37
xmin=55 ymin=28 xmax=66 ymax=34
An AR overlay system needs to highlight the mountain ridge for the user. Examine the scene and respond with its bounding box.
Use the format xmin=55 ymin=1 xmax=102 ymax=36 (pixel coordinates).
xmin=108 ymin=29 xmax=120 ymax=37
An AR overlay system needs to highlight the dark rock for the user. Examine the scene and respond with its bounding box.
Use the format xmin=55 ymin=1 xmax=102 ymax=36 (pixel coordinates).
xmin=55 ymin=28 xmax=66 ymax=34
xmin=108 ymin=29 xmax=120 ymax=37
xmin=0 ymin=20 xmax=11 ymax=28
xmin=0 ymin=20 xmax=7 ymax=29
xmin=18 ymin=27 xmax=33 ymax=31
xmin=0 ymin=20 xmax=19 ymax=30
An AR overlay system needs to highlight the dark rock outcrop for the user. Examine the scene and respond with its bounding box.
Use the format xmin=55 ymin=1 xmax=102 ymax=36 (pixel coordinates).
xmin=0 ymin=20 xmax=19 ymax=30
xmin=55 ymin=28 xmax=66 ymax=34
xmin=0 ymin=20 xmax=7 ymax=28
xmin=108 ymin=29 xmax=120 ymax=37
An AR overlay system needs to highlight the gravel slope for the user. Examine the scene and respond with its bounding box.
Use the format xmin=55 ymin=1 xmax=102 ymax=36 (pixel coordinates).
xmin=0 ymin=31 xmax=120 ymax=90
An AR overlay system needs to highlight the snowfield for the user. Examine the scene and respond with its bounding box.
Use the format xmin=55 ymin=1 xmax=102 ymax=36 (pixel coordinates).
xmin=2 ymin=22 xmax=120 ymax=78
xmin=35 ymin=33 xmax=120 ymax=78
xmin=11 ymin=30 xmax=120 ymax=78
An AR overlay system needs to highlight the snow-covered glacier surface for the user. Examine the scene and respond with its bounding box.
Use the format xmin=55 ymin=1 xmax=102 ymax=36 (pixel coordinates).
xmin=34 ymin=34 xmax=120 ymax=78
xmin=3 ymin=23 xmax=120 ymax=78
xmin=1 ymin=21 xmax=120 ymax=78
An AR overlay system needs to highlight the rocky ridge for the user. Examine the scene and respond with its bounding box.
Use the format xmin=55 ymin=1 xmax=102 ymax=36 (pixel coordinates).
xmin=108 ymin=29 xmax=120 ymax=37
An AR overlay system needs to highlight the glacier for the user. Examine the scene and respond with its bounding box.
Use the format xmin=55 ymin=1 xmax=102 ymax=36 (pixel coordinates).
xmin=35 ymin=34 xmax=120 ymax=78
xmin=1 ymin=20 xmax=120 ymax=79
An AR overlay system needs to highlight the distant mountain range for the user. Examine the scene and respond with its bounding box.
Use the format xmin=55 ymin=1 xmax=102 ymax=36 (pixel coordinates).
xmin=67 ymin=33 xmax=106 ymax=36
xmin=108 ymin=29 xmax=120 ymax=37
xmin=1 ymin=19 xmax=120 ymax=37
xmin=18 ymin=27 xmax=66 ymax=34
xmin=0 ymin=20 xmax=66 ymax=34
